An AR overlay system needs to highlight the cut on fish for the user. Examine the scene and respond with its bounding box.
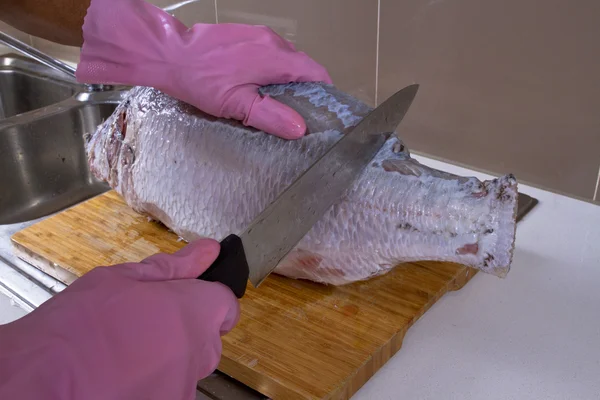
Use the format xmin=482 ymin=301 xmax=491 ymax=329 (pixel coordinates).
xmin=85 ymin=82 xmax=518 ymax=285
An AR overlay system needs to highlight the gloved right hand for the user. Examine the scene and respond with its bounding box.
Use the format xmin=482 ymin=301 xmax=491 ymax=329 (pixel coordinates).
xmin=0 ymin=239 xmax=240 ymax=400
xmin=75 ymin=0 xmax=333 ymax=140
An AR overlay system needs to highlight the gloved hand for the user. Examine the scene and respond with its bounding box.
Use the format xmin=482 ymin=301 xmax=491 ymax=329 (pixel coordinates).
xmin=75 ymin=0 xmax=333 ymax=139
xmin=0 ymin=239 xmax=240 ymax=400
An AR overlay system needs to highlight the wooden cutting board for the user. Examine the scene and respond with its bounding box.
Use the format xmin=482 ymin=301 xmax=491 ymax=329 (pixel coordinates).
xmin=11 ymin=190 xmax=477 ymax=400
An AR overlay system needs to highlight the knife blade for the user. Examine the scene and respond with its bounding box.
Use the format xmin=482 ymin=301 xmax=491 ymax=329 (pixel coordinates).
xmin=198 ymin=84 xmax=420 ymax=298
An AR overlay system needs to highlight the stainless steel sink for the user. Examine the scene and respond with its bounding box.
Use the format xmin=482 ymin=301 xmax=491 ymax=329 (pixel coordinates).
xmin=0 ymin=53 xmax=131 ymax=225
xmin=0 ymin=54 xmax=79 ymax=119
xmin=1 ymin=89 xmax=128 ymax=225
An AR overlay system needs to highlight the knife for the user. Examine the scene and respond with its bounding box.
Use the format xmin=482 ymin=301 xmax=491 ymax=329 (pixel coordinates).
xmin=198 ymin=84 xmax=420 ymax=298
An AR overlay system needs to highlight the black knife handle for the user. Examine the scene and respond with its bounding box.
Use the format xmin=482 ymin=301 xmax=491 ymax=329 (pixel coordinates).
xmin=197 ymin=234 xmax=249 ymax=298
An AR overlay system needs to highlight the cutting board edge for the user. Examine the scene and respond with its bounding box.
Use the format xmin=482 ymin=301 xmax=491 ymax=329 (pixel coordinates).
xmin=326 ymin=265 xmax=479 ymax=400
xmin=214 ymin=265 xmax=479 ymax=400
xmin=218 ymin=357 xmax=310 ymax=400
xmin=11 ymin=239 xmax=79 ymax=285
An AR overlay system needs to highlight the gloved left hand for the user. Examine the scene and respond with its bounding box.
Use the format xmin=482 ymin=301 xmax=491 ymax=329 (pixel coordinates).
xmin=0 ymin=239 xmax=240 ymax=400
xmin=75 ymin=0 xmax=333 ymax=140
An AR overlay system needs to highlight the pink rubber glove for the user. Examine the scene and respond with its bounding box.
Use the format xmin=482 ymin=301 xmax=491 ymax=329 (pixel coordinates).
xmin=0 ymin=239 xmax=240 ymax=400
xmin=75 ymin=0 xmax=333 ymax=139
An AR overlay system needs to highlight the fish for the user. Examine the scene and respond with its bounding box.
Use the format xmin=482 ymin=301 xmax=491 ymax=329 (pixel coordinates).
xmin=85 ymin=82 xmax=518 ymax=286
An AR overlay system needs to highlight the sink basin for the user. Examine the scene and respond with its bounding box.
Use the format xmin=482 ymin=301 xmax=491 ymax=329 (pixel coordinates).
xmin=0 ymin=54 xmax=79 ymax=119
xmin=1 ymin=90 xmax=127 ymax=225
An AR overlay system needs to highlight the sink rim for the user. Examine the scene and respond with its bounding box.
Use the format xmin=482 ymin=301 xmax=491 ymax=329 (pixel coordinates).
xmin=0 ymin=53 xmax=80 ymax=87
xmin=1 ymin=52 xmax=132 ymax=123
xmin=0 ymin=87 xmax=130 ymax=130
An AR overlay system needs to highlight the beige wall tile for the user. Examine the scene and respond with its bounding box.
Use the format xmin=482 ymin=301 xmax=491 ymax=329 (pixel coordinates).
xmin=0 ymin=22 xmax=32 ymax=43
xmin=378 ymin=0 xmax=600 ymax=200
xmin=0 ymin=22 xmax=33 ymax=55
xmin=218 ymin=0 xmax=378 ymax=106
xmin=30 ymin=38 xmax=81 ymax=65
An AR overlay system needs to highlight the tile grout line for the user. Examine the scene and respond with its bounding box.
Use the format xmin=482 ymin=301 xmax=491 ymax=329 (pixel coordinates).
xmin=375 ymin=0 xmax=381 ymax=105
xmin=214 ymin=0 xmax=219 ymax=24
xmin=593 ymin=165 xmax=600 ymax=202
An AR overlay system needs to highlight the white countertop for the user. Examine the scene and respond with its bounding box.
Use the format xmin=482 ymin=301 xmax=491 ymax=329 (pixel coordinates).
xmin=0 ymin=47 xmax=598 ymax=397
xmin=0 ymin=293 xmax=26 ymax=324
xmin=353 ymin=155 xmax=600 ymax=400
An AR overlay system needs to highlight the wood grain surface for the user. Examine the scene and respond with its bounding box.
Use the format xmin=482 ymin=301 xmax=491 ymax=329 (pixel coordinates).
xmin=11 ymin=190 xmax=478 ymax=400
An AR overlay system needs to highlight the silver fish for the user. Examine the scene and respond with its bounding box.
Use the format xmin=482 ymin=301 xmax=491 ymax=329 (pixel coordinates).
xmin=86 ymin=83 xmax=518 ymax=285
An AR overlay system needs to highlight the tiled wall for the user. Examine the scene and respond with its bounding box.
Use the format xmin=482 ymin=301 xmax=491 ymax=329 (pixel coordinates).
xmin=2 ymin=0 xmax=599 ymax=203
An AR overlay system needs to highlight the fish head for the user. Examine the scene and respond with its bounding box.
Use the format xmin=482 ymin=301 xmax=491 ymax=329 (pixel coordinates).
xmin=86 ymin=98 xmax=136 ymax=196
